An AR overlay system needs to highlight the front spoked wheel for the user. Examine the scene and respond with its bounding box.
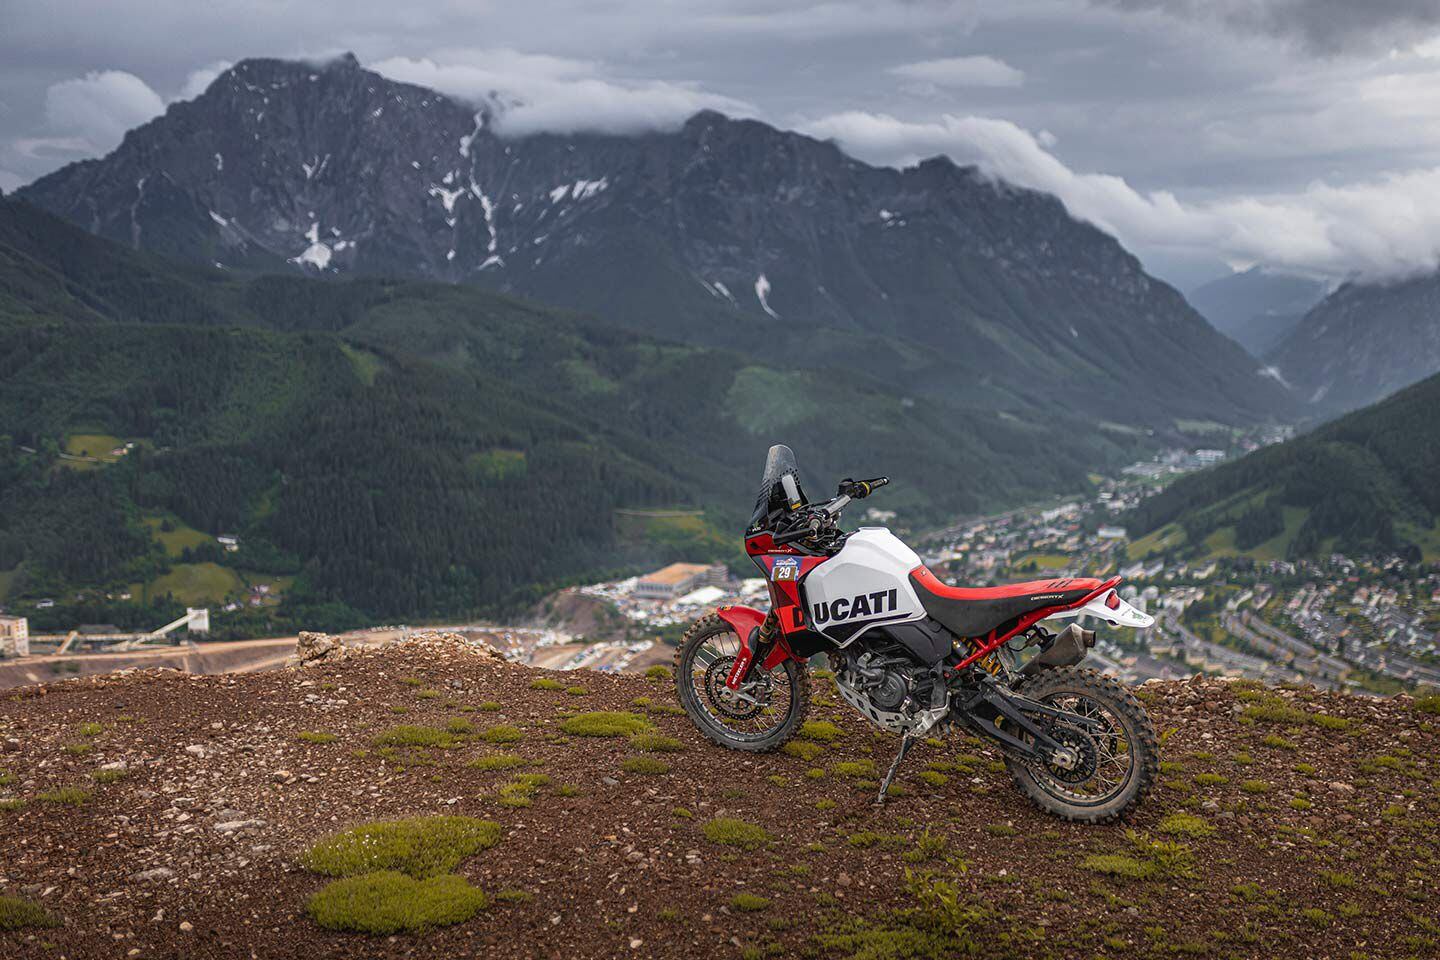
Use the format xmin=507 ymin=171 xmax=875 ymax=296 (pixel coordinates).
xmin=674 ymin=613 xmax=809 ymax=752
xmin=1003 ymin=666 xmax=1158 ymax=823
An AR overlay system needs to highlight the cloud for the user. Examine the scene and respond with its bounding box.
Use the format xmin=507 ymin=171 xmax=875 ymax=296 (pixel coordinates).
xmin=888 ymin=55 xmax=1025 ymax=89
xmin=372 ymin=50 xmax=757 ymax=135
xmin=178 ymin=60 xmax=233 ymax=100
xmin=43 ymin=70 xmax=165 ymax=153
xmin=802 ymin=109 xmax=1440 ymax=279
xmin=1091 ymin=0 xmax=1440 ymax=55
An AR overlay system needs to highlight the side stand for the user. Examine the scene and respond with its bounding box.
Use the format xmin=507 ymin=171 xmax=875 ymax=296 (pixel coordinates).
xmin=874 ymin=734 xmax=916 ymax=805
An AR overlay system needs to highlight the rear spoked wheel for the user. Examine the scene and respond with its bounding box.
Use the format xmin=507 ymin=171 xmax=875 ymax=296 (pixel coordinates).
xmin=1003 ymin=666 xmax=1157 ymax=823
xmin=674 ymin=613 xmax=809 ymax=752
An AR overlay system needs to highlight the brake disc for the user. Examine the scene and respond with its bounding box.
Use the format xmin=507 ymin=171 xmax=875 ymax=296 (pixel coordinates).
xmin=703 ymin=655 xmax=769 ymax=722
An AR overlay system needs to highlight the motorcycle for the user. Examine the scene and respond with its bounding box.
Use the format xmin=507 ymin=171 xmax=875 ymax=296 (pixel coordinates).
xmin=675 ymin=444 xmax=1159 ymax=823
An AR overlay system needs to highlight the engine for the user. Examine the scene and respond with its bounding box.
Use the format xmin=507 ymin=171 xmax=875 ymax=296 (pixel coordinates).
xmin=832 ymin=646 xmax=949 ymax=735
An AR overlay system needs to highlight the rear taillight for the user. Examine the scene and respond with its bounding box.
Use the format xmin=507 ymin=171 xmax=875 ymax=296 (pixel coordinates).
xmin=1105 ymin=590 xmax=1120 ymax=610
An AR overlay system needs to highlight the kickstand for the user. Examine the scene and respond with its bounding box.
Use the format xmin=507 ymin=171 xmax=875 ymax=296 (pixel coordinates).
xmin=874 ymin=734 xmax=916 ymax=805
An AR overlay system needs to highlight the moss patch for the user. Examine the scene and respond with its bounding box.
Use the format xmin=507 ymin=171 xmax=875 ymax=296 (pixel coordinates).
xmin=560 ymin=712 xmax=651 ymax=738
xmin=702 ymin=817 xmax=771 ymax=850
xmin=306 ymin=871 xmax=487 ymax=935
xmin=300 ymin=816 xmax=502 ymax=879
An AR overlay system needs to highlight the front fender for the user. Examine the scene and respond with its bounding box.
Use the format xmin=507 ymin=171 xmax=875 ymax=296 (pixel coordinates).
xmin=713 ymin=605 xmax=798 ymax=688
xmin=716 ymin=604 xmax=768 ymax=646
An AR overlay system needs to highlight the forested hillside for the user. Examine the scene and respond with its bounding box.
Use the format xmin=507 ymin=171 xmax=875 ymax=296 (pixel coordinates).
xmin=1129 ymin=371 xmax=1440 ymax=562
xmin=0 ymin=195 xmax=1145 ymax=633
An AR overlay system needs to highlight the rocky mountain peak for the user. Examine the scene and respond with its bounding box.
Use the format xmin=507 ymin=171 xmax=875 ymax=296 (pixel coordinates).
xmin=17 ymin=54 xmax=1293 ymax=426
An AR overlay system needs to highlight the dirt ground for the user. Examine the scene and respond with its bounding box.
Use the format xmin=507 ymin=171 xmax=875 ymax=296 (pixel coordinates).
xmin=1 ymin=634 xmax=1436 ymax=960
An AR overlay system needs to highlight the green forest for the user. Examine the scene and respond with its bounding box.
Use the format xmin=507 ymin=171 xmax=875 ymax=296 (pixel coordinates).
xmin=1129 ymin=369 xmax=1440 ymax=563
xmin=0 ymin=195 xmax=1146 ymax=635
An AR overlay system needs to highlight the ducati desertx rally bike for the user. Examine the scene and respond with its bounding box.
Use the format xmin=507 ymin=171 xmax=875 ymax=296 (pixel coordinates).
xmin=675 ymin=445 xmax=1160 ymax=822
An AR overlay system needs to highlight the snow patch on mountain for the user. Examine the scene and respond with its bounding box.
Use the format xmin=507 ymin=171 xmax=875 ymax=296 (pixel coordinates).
xmin=755 ymin=274 xmax=779 ymax=318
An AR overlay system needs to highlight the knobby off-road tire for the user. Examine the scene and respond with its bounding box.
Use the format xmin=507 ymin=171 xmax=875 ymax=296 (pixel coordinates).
xmin=674 ymin=613 xmax=810 ymax=753
xmin=1004 ymin=665 xmax=1159 ymax=824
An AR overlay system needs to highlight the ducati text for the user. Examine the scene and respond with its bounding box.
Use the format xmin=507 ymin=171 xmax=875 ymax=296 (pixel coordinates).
xmin=811 ymin=588 xmax=899 ymax=624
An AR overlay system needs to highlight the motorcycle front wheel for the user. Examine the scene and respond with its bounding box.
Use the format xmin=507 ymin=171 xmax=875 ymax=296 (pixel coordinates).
xmin=1003 ymin=666 xmax=1158 ymax=824
xmin=673 ymin=613 xmax=809 ymax=752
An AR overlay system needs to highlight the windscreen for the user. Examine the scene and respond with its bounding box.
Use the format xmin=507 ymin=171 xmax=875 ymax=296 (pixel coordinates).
xmin=749 ymin=444 xmax=806 ymax=530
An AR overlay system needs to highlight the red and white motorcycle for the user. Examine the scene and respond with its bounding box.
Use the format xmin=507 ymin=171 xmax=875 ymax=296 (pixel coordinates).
xmin=676 ymin=444 xmax=1158 ymax=822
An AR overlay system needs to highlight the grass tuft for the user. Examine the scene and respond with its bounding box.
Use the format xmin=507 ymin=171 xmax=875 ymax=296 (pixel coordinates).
xmin=0 ymin=895 xmax=61 ymax=931
xmin=559 ymin=712 xmax=651 ymax=738
xmin=622 ymin=756 xmax=670 ymax=775
xmin=702 ymin=817 xmax=770 ymax=850
xmin=730 ymin=893 xmax=771 ymax=912
xmin=372 ymin=725 xmax=458 ymax=749
xmin=300 ymin=816 xmax=502 ymax=879
xmin=37 ymin=787 xmax=90 ymax=806
xmin=629 ymin=733 xmax=685 ymax=753
xmin=529 ymin=678 xmax=565 ymax=691
xmin=298 ymin=731 xmax=338 ymax=744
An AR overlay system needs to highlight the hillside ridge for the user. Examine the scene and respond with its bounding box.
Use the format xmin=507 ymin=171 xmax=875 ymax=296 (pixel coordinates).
xmin=1 ymin=635 xmax=1436 ymax=958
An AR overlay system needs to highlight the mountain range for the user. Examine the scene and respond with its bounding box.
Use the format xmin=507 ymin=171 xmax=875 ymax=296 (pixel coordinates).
xmin=1264 ymin=269 xmax=1440 ymax=416
xmin=1129 ymin=366 xmax=1440 ymax=562
xmin=17 ymin=53 xmax=1291 ymax=430
xmin=1187 ymin=267 xmax=1328 ymax=359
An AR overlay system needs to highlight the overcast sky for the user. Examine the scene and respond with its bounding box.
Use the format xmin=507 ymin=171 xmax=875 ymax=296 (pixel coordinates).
xmin=4 ymin=0 xmax=1440 ymax=288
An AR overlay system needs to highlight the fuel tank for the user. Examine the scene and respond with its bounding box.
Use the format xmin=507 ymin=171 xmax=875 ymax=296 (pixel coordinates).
xmin=803 ymin=528 xmax=926 ymax=646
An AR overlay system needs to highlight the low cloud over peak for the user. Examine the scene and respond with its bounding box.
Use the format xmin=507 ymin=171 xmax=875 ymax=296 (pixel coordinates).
xmin=373 ymin=51 xmax=756 ymax=137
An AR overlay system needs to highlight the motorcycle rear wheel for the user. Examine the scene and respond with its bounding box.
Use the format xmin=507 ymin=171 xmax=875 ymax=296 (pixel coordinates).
xmin=1003 ymin=666 xmax=1158 ymax=824
xmin=674 ymin=613 xmax=809 ymax=753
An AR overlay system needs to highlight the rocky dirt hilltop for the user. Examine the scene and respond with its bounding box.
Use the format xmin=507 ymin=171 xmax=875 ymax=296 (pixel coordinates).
xmin=1 ymin=633 xmax=1436 ymax=959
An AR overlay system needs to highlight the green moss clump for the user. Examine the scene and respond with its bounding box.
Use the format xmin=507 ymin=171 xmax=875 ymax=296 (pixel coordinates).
xmin=298 ymin=731 xmax=338 ymax=744
xmin=799 ymin=720 xmax=844 ymax=743
xmin=1193 ymin=773 xmax=1229 ymax=787
xmin=629 ymin=733 xmax=686 ymax=753
xmin=781 ymin=740 xmax=824 ymax=761
xmin=1240 ymin=779 xmax=1271 ymax=794
xmin=644 ymin=665 xmax=673 ymax=680
xmin=564 ymin=686 xmax=587 ymax=696
xmin=480 ymin=725 xmax=523 ymax=744
xmin=306 ymin=871 xmax=487 ymax=934
xmin=478 ymin=701 xmax=502 ymax=712
xmin=529 ymin=678 xmax=565 ymax=691
xmin=0 ymin=895 xmax=60 ymax=931
xmin=300 ymin=816 xmax=502 ymax=878
xmin=833 ymin=760 xmax=875 ymax=778
xmin=622 ymin=756 xmax=670 ymax=775
xmin=730 ymin=893 xmax=771 ymax=912
xmin=92 ymin=769 xmax=128 ymax=784
xmin=371 ymin=725 xmax=457 ymax=749
xmin=76 ymin=722 xmax=104 ymax=737
xmin=559 ymin=712 xmax=651 ymax=738
xmin=702 ymin=817 xmax=771 ymax=850
xmin=36 ymin=787 xmax=90 ymax=806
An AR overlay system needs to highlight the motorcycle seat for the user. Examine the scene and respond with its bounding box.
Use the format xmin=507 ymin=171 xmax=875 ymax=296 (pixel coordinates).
xmin=907 ymin=566 xmax=1101 ymax=639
